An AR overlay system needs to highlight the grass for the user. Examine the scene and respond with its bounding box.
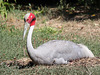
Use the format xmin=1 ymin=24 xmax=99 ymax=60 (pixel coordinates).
xmin=0 ymin=24 xmax=24 ymax=60
xmin=0 ymin=9 xmax=100 ymax=75
xmin=0 ymin=64 xmax=100 ymax=75
xmin=0 ymin=24 xmax=99 ymax=60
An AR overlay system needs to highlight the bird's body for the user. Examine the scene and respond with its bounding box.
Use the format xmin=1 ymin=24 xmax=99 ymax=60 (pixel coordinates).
xmin=31 ymin=40 xmax=94 ymax=65
xmin=23 ymin=13 xmax=94 ymax=65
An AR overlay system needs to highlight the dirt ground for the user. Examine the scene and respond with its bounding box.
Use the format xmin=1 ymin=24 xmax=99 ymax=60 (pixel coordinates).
xmin=1 ymin=57 xmax=100 ymax=68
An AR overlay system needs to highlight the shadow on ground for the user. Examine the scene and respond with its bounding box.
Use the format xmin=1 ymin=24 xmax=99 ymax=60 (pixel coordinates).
xmin=47 ymin=7 xmax=100 ymax=21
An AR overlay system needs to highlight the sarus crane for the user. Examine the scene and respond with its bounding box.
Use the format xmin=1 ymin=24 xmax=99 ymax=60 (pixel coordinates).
xmin=23 ymin=13 xmax=94 ymax=65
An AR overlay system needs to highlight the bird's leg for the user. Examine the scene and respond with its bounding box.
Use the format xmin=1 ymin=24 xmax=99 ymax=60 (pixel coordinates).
xmin=53 ymin=58 xmax=68 ymax=64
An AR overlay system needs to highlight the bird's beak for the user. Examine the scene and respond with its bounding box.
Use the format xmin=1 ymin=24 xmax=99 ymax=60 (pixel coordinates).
xmin=23 ymin=22 xmax=30 ymax=40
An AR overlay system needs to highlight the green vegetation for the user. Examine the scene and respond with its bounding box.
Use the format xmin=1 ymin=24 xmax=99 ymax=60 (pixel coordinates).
xmin=0 ymin=15 xmax=100 ymax=74
xmin=0 ymin=0 xmax=100 ymax=75
xmin=0 ymin=0 xmax=15 ymax=19
xmin=0 ymin=0 xmax=100 ymax=19
xmin=0 ymin=23 xmax=99 ymax=61
xmin=0 ymin=65 xmax=100 ymax=75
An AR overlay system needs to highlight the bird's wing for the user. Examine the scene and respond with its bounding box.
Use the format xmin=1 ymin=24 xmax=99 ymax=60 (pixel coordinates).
xmin=34 ymin=40 xmax=93 ymax=64
xmin=36 ymin=40 xmax=82 ymax=58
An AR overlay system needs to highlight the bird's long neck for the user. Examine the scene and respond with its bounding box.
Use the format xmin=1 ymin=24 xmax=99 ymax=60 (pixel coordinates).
xmin=27 ymin=25 xmax=36 ymax=58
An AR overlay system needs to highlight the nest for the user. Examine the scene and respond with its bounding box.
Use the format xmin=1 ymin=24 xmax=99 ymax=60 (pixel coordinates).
xmin=1 ymin=57 xmax=100 ymax=68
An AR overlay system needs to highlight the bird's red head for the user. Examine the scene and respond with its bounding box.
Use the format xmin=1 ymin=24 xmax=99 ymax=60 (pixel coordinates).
xmin=24 ymin=13 xmax=36 ymax=26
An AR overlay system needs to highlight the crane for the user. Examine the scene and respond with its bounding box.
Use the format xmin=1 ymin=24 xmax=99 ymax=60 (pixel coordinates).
xmin=23 ymin=13 xmax=94 ymax=65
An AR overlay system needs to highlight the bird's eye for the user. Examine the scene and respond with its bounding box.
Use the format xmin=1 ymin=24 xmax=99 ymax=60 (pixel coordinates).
xmin=26 ymin=19 xmax=29 ymax=21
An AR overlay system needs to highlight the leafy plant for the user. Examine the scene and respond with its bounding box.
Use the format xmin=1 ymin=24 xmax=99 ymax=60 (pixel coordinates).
xmin=58 ymin=0 xmax=67 ymax=10
xmin=0 ymin=0 xmax=15 ymax=19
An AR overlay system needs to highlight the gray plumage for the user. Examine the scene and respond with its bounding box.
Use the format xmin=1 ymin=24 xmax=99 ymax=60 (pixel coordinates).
xmin=23 ymin=13 xmax=94 ymax=65
xmin=30 ymin=40 xmax=94 ymax=65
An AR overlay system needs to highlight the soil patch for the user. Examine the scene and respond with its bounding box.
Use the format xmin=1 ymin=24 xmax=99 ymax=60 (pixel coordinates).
xmin=1 ymin=57 xmax=100 ymax=68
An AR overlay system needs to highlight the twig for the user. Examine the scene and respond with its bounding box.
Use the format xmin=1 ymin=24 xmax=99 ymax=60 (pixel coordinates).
xmin=85 ymin=65 xmax=93 ymax=75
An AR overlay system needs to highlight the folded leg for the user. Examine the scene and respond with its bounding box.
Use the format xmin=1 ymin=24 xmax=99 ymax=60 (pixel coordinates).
xmin=53 ymin=58 xmax=68 ymax=64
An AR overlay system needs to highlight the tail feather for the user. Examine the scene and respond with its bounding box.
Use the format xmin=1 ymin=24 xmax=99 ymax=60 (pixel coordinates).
xmin=78 ymin=44 xmax=94 ymax=57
